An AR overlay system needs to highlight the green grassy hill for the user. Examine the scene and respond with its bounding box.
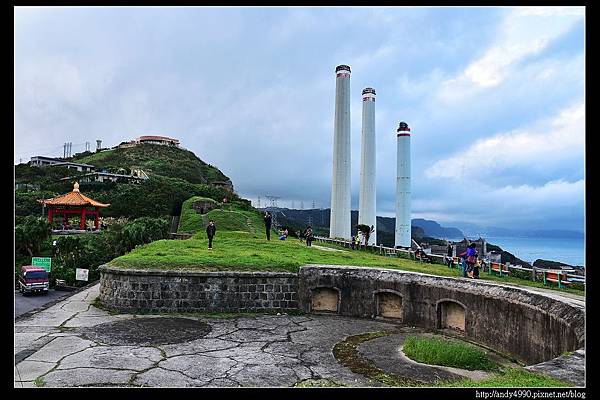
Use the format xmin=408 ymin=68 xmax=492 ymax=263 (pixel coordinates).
xmin=72 ymin=144 xmax=231 ymax=185
xmin=15 ymin=144 xmax=244 ymax=220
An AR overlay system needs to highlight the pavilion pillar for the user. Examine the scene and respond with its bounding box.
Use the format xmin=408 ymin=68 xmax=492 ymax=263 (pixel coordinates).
xmin=94 ymin=207 xmax=99 ymax=230
xmin=64 ymin=213 xmax=68 ymax=227
xmin=48 ymin=207 xmax=54 ymax=224
xmin=80 ymin=208 xmax=86 ymax=230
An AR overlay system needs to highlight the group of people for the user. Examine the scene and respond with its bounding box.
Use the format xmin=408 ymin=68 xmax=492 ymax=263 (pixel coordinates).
xmin=203 ymin=211 xmax=315 ymax=250
xmin=445 ymin=243 xmax=480 ymax=279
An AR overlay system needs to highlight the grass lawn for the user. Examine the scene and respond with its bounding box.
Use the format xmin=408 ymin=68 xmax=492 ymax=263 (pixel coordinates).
xmin=403 ymin=334 xmax=499 ymax=371
xmin=439 ymin=367 xmax=571 ymax=387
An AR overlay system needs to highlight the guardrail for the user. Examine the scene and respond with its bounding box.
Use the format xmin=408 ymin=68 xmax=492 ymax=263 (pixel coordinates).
xmin=313 ymin=236 xmax=585 ymax=289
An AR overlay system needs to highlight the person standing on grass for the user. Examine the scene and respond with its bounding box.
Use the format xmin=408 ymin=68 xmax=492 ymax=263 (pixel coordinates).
xmin=305 ymin=226 xmax=314 ymax=247
xmin=446 ymin=244 xmax=454 ymax=268
xmin=264 ymin=212 xmax=272 ymax=241
xmin=466 ymin=243 xmax=479 ymax=279
xmin=206 ymin=220 xmax=216 ymax=250
xmin=459 ymin=248 xmax=468 ymax=277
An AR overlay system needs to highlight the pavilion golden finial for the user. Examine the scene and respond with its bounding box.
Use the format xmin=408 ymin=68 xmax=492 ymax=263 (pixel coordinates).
xmin=73 ymin=182 xmax=80 ymax=192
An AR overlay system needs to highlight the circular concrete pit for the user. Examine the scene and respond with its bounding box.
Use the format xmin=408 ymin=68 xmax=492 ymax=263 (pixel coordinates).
xmin=79 ymin=317 xmax=212 ymax=346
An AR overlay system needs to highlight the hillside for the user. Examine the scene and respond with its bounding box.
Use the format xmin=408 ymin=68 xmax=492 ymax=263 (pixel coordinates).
xmin=15 ymin=144 xmax=242 ymax=220
xmin=71 ymin=144 xmax=232 ymax=186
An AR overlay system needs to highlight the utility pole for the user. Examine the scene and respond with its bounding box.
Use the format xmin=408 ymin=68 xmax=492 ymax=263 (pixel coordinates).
xmin=265 ymin=195 xmax=281 ymax=229
xmin=257 ymin=196 xmax=261 ymax=208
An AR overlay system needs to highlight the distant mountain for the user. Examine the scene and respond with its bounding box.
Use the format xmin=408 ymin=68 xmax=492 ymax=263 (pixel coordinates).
xmin=533 ymin=259 xmax=584 ymax=270
xmin=453 ymin=223 xmax=584 ymax=239
xmin=262 ymin=208 xmax=460 ymax=246
xmin=411 ymin=218 xmax=464 ymax=239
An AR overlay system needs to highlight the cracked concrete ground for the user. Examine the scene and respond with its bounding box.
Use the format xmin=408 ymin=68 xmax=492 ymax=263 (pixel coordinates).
xmin=14 ymin=283 xmax=402 ymax=387
xmin=14 ymin=282 xmax=581 ymax=388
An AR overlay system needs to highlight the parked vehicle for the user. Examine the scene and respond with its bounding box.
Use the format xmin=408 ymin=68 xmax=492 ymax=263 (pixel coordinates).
xmin=18 ymin=266 xmax=49 ymax=295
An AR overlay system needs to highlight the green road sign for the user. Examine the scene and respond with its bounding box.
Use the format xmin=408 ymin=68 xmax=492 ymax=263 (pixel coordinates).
xmin=31 ymin=257 xmax=52 ymax=272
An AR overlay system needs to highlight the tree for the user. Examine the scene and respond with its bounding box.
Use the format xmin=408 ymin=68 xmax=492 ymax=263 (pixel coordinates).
xmin=15 ymin=216 xmax=52 ymax=257
xmin=356 ymin=224 xmax=375 ymax=250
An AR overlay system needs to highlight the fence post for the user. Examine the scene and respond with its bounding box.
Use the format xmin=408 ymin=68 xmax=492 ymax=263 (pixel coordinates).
xmin=558 ymin=272 xmax=563 ymax=289
xmin=542 ymin=270 xmax=547 ymax=285
xmin=532 ymin=267 xmax=536 ymax=282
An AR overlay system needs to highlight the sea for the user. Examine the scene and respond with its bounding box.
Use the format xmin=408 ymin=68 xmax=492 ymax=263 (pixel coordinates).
xmin=461 ymin=236 xmax=585 ymax=267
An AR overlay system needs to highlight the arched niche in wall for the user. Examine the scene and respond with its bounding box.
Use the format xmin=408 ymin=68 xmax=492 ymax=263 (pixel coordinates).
xmin=374 ymin=290 xmax=403 ymax=320
xmin=437 ymin=300 xmax=466 ymax=333
xmin=310 ymin=287 xmax=340 ymax=313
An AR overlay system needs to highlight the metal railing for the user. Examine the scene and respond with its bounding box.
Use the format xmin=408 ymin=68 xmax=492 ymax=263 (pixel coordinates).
xmin=312 ymin=236 xmax=585 ymax=289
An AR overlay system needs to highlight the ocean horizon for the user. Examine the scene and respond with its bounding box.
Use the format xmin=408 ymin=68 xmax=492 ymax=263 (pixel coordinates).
xmin=459 ymin=235 xmax=585 ymax=267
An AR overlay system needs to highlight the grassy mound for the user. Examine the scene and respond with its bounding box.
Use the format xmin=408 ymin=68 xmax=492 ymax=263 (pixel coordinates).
xmin=403 ymin=335 xmax=499 ymax=371
xmin=178 ymin=196 xmax=266 ymax=235
xmin=177 ymin=196 xmax=219 ymax=233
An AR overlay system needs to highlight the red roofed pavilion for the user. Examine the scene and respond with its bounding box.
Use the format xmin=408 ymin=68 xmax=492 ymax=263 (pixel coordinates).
xmin=38 ymin=182 xmax=110 ymax=230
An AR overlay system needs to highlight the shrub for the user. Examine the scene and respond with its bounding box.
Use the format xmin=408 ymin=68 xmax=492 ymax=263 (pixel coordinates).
xmin=15 ymin=216 xmax=52 ymax=257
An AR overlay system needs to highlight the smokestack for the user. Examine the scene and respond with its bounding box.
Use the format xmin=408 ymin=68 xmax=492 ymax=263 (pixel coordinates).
xmin=395 ymin=121 xmax=411 ymax=248
xmin=330 ymin=65 xmax=352 ymax=239
xmin=358 ymin=88 xmax=377 ymax=245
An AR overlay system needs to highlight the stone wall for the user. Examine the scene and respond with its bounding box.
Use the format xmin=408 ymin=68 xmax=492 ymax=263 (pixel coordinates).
xmin=297 ymin=265 xmax=585 ymax=365
xmin=98 ymin=264 xmax=584 ymax=365
xmin=98 ymin=266 xmax=298 ymax=314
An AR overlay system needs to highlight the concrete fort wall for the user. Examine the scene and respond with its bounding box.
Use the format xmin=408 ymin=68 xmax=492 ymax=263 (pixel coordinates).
xmin=98 ymin=266 xmax=298 ymax=314
xmin=297 ymin=265 xmax=585 ymax=365
xmin=98 ymin=264 xmax=584 ymax=365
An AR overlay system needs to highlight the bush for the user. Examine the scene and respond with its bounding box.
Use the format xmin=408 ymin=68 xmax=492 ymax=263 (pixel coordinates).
xmin=121 ymin=217 xmax=170 ymax=251
xmin=15 ymin=216 xmax=52 ymax=257
xmin=50 ymin=217 xmax=168 ymax=286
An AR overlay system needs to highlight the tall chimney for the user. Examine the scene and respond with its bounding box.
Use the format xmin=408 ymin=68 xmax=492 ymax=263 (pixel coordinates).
xmin=395 ymin=121 xmax=412 ymax=248
xmin=329 ymin=65 xmax=352 ymax=239
xmin=358 ymin=88 xmax=377 ymax=245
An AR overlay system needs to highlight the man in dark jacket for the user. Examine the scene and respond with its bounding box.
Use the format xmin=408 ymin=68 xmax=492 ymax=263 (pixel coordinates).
xmin=206 ymin=220 xmax=216 ymax=250
xmin=264 ymin=212 xmax=272 ymax=240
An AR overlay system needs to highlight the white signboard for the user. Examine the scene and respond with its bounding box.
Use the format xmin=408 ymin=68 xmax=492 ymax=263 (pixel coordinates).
xmin=76 ymin=268 xmax=89 ymax=281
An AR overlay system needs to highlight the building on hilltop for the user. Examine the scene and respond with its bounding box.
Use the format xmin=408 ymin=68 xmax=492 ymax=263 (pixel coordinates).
xmin=138 ymin=135 xmax=180 ymax=146
xmin=60 ymin=170 xmax=148 ymax=184
xmin=115 ymin=135 xmax=181 ymax=149
xmin=29 ymin=156 xmax=95 ymax=172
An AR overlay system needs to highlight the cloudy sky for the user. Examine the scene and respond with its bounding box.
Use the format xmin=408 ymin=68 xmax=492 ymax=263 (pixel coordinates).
xmin=14 ymin=6 xmax=585 ymax=232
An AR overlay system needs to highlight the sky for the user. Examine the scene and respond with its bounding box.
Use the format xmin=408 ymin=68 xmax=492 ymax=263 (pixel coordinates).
xmin=14 ymin=6 xmax=585 ymax=232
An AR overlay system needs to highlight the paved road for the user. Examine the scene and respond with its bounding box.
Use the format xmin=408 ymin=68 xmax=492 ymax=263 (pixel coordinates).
xmin=15 ymin=289 xmax=72 ymax=318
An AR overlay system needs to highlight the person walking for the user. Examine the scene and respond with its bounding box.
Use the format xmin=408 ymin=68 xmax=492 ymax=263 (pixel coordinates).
xmin=305 ymin=226 xmax=314 ymax=247
xmin=264 ymin=212 xmax=272 ymax=241
xmin=459 ymin=248 xmax=468 ymax=277
xmin=351 ymin=235 xmax=356 ymax=250
xmin=446 ymin=244 xmax=454 ymax=268
xmin=206 ymin=220 xmax=216 ymax=250
xmin=465 ymin=243 xmax=478 ymax=278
